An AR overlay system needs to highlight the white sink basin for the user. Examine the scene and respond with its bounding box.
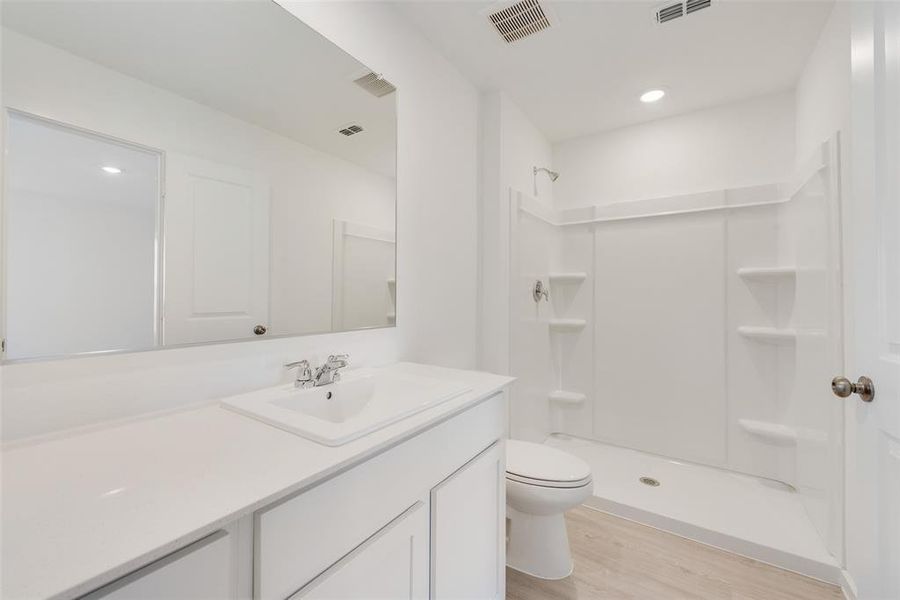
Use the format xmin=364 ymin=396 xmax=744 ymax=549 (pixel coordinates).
xmin=221 ymin=368 xmax=472 ymax=446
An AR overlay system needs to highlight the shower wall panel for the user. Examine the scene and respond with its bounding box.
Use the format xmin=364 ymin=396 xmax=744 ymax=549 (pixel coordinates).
xmin=508 ymin=195 xmax=561 ymax=443
xmin=592 ymin=213 xmax=728 ymax=466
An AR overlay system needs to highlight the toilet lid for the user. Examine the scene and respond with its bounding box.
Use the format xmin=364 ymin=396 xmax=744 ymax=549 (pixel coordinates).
xmin=506 ymin=440 xmax=592 ymax=487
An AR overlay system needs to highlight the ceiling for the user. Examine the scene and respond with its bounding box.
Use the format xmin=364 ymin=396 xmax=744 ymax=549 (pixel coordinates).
xmin=2 ymin=0 xmax=397 ymax=176
xmin=392 ymin=0 xmax=834 ymax=142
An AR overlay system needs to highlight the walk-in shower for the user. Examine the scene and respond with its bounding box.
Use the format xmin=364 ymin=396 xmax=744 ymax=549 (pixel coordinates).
xmin=507 ymin=137 xmax=845 ymax=583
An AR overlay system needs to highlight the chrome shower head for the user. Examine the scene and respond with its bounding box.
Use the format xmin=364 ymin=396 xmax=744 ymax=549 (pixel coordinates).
xmin=534 ymin=166 xmax=559 ymax=182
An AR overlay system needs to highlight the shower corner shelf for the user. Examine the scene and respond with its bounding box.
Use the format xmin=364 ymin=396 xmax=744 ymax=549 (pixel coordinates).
xmin=548 ymin=272 xmax=587 ymax=284
xmin=549 ymin=318 xmax=587 ymax=332
xmin=548 ymin=390 xmax=586 ymax=406
xmin=737 ymin=266 xmax=797 ymax=281
xmin=737 ymin=326 xmax=797 ymax=344
xmin=738 ymin=419 xmax=797 ymax=446
xmin=387 ymin=278 xmax=396 ymax=286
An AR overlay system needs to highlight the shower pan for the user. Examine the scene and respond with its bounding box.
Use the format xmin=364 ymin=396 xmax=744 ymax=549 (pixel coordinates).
xmin=506 ymin=136 xmax=845 ymax=583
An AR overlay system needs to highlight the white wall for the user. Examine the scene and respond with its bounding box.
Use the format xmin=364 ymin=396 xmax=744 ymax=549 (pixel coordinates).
xmin=795 ymin=3 xmax=850 ymax=164
xmin=1 ymin=1 xmax=480 ymax=442
xmin=479 ymin=92 xmax=553 ymax=375
xmin=553 ymin=92 xmax=796 ymax=208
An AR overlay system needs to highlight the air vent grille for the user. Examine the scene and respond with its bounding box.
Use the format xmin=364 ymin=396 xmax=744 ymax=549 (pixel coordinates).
xmin=656 ymin=2 xmax=684 ymax=23
xmin=353 ymin=72 xmax=396 ymax=98
xmin=338 ymin=124 xmax=364 ymax=137
xmin=488 ymin=0 xmax=551 ymax=44
xmin=655 ymin=0 xmax=711 ymax=24
xmin=686 ymin=0 xmax=711 ymax=14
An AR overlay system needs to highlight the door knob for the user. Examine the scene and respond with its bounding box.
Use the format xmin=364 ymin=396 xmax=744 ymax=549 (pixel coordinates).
xmin=831 ymin=376 xmax=875 ymax=402
xmin=253 ymin=325 xmax=267 ymax=335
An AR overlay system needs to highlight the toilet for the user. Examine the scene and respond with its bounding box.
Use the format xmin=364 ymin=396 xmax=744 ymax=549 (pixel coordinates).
xmin=505 ymin=440 xmax=593 ymax=579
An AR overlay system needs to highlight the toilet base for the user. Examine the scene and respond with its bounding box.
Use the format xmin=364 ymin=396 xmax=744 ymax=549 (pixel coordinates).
xmin=506 ymin=507 xmax=574 ymax=580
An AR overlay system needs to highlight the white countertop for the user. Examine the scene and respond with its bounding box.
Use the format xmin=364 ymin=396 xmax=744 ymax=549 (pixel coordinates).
xmin=1 ymin=363 xmax=513 ymax=600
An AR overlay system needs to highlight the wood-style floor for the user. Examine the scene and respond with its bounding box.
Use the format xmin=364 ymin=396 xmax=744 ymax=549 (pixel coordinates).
xmin=506 ymin=506 xmax=843 ymax=600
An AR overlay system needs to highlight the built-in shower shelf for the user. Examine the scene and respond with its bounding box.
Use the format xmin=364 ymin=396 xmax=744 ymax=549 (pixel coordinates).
xmin=738 ymin=419 xmax=798 ymax=446
xmin=549 ymin=272 xmax=587 ymax=284
xmin=548 ymin=390 xmax=586 ymax=406
xmin=737 ymin=326 xmax=797 ymax=344
xmin=737 ymin=267 xmax=797 ymax=281
xmin=549 ymin=318 xmax=587 ymax=332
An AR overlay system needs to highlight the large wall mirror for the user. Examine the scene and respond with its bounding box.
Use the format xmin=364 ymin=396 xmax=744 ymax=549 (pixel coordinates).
xmin=1 ymin=1 xmax=397 ymax=362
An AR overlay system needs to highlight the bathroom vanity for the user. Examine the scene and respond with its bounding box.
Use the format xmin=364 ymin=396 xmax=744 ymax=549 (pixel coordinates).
xmin=1 ymin=364 xmax=513 ymax=600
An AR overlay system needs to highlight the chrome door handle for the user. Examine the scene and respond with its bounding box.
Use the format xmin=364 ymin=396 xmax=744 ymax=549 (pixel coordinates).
xmin=832 ymin=376 xmax=875 ymax=403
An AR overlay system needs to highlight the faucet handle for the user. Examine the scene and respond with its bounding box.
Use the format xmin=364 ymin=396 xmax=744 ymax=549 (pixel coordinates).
xmin=285 ymin=360 xmax=314 ymax=387
xmin=326 ymin=354 xmax=349 ymax=367
xmin=285 ymin=359 xmax=312 ymax=377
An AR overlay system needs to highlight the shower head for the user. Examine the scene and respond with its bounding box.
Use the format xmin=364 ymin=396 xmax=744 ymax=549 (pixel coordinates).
xmin=534 ymin=166 xmax=560 ymax=182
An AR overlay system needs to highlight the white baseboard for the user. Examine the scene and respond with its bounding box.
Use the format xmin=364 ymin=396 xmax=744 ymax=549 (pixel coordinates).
xmin=840 ymin=569 xmax=858 ymax=600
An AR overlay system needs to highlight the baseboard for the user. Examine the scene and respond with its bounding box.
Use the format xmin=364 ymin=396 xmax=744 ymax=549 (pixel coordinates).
xmin=840 ymin=569 xmax=858 ymax=600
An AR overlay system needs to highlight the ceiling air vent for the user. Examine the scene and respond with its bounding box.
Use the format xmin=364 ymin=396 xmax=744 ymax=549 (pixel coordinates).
xmin=338 ymin=124 xmax=364 ymax=137
xmin=488 ymin=0 xmax=552 ymax=44
xmin=656 ymin=2 xmax=684 ymax=23
xmin=353 ymin=72 xmax=396 ymax=98
xmin=686 ymin=0 xmax=711 ymax=14
xmin=655 ymin=0 xmax=711 ymax=24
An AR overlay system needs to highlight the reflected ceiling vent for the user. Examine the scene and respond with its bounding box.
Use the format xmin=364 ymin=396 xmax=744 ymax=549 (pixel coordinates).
xmin=655 ymin=0 xmax=711 ymax=24
xmin=338 ymin=124 xmax=364 ymax=137
xmin=488 ymin=0 xmax=552 ymax=43
xmin=353 ymin=72 xmax=396 ymax=98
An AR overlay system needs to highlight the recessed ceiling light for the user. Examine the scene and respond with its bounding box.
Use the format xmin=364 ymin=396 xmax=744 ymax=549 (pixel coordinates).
xmin=101 ymin=166 xmax=123 ymax=174
xmin=640 ymin=89 xmax=666 ymax=103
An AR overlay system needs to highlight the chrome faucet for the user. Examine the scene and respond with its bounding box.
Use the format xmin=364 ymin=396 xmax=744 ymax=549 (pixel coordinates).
xmin=285 ymin=355 xmax=349 ymax=388
xmin=313 ymin=354 xmax=349 ymax=386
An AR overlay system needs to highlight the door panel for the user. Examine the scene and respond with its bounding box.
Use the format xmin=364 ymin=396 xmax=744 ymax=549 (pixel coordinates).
xmin=848 ymin=4 xmax=900 ymax=598
xmin=163 ymin=154 xmax=269 ymax=345
xmin=430 ymin=442 xmax=505 ymax=600
xmin=292 ymin=502 xmax=428 ymax=600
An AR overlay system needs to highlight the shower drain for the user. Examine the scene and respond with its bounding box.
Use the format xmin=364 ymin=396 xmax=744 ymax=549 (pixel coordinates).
xmin=639 ymin=476 xmax=660 ymax=487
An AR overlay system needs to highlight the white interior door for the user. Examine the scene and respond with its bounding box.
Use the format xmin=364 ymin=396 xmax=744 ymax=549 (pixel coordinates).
xmin=847 ymin=3 xmax=900 ymax=598
xmin=163 ymin=154 xmax=269 ymax=345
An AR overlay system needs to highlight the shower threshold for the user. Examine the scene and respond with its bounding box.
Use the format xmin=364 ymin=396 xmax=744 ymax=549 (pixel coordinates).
xmin=545 ymin=434 xmax=840 ymax=584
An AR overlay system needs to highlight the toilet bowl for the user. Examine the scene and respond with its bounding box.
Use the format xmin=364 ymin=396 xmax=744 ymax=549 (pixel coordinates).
xmin=505 ymin=439 xmax=593 ymax=580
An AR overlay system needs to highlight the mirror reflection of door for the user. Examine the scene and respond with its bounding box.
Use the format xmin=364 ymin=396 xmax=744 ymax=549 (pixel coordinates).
xmin=4 ymin=111 xmax=161 ymax=360
xmin=162 ymin=155 xmax=270 ymax=346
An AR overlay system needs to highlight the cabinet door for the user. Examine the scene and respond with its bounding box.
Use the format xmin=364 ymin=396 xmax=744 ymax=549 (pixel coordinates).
xmin=291 ymin=501 xmax=429 ymax=600
xmin=431 ymin=441 xmax=505 ymax=600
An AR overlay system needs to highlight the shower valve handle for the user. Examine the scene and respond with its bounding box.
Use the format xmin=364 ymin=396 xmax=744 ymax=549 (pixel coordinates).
xmin=532 ymin=280 xmax=549 ymax=303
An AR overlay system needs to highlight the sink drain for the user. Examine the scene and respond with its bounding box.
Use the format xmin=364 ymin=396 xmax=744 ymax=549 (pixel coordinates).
xmin=639 ymin=476 xmax=660 ymax=487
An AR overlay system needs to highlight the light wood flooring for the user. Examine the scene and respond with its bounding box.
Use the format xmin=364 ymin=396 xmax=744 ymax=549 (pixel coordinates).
xmin=506 ymin=506 xmax=843 ymax=600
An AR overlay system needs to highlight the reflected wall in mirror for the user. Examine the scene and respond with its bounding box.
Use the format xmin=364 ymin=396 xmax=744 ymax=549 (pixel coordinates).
xmin=1 ymin=0 xmax=397 ymax=361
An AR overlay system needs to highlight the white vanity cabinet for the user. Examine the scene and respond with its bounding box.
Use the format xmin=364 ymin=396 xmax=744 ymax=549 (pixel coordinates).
xmin=68 ymin=392 xmax=506 ymax=600
xmin=256 ymin=393 xmax=506 ymax=600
